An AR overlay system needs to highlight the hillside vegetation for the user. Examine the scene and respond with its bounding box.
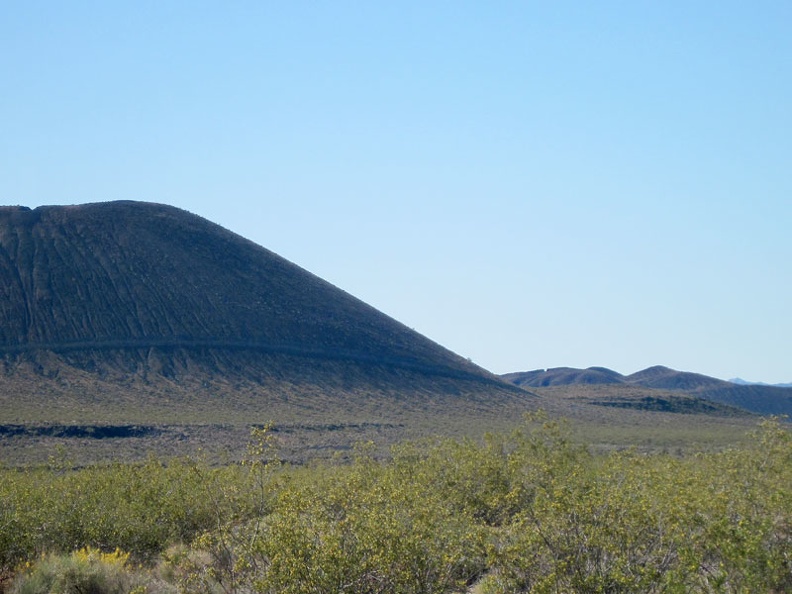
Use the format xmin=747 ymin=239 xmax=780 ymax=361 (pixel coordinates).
xmin=2 ymin=415 xmax=791 ymax=593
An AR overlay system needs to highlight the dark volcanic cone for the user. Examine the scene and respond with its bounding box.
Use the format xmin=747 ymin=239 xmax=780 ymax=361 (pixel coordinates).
xmin=0 ymin=201 xmax=524 ymax=426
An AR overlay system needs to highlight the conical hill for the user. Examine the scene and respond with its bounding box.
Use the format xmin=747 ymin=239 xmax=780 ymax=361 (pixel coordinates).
xmin=0 ymin=201 xmax=526 ymax=429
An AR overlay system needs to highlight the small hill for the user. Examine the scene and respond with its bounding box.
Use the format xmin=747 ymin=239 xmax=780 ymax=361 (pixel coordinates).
xmin=502 ymin=367 xmax=624 ymax=387
xmin=624 ymin=366 xmax=728 ymax=391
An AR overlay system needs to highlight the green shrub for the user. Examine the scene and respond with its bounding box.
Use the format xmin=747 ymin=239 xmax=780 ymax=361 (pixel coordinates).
xmin=191 ymin=442 xmax=488 ymax=593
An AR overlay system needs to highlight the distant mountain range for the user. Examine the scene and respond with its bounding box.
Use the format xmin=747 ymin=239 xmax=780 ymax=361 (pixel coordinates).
xmin=502 ymin=366 xmax=792 ymax=417
xmin=729 ymin=378 xmax=792 ymax=389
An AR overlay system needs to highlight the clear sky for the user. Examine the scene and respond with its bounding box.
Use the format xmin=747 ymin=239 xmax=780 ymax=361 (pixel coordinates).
xmin=2 ymin=2 xmax=790 ymax=383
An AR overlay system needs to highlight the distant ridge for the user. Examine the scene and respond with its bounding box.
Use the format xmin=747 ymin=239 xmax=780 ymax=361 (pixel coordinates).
xmin=0 ymin=201 xmax=526 ymax=428
xmin=730 ymin=378 xmax=792 ymax=389
xmin=503 ymin=366 xmax=792 ymax=417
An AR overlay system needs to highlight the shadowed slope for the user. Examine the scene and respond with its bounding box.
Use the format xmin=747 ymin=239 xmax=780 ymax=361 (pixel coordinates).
xmin=0 ymin=202 xmax=482 ymax=374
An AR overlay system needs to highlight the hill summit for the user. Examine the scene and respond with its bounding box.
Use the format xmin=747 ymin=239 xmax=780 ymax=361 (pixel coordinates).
xmin=0 ymin=201 xmax=524 ymax=432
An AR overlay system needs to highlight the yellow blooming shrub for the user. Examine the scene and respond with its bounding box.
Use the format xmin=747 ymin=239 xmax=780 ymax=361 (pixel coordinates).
xmin=10 ymin=547 xmax=137 ymax=594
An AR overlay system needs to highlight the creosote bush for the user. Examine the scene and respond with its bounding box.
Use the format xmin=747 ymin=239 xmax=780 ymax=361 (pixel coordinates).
xmin=0 ymin=455 xmax=251 ymax=575
xmin=1 ymin=415 xmax=791 ymax=593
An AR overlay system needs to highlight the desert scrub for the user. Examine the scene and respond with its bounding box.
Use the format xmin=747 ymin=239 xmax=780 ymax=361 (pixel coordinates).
xmin=480 ymin=417 xmax=792 ymax=593
xmin=0 ymin=456 xmax=252 ymax=576
xmin=162 ymin=416 xmax=792 ymax=594
xmin=188 ymin=438 xmax=489 ymax=594
xmin=2 ymin=417 xmax=791 ymax=593
xmin=183 ymin=417 xmax=588 ymax=593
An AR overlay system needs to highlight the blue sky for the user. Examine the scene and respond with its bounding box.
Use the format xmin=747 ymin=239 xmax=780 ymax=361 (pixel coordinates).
xmin=2 ymin=2 xmax=790 ymax=382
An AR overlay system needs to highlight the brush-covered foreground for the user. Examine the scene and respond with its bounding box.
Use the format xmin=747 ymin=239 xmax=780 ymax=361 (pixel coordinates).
xmin=2 ymin=415 xmax=790 ymax=594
